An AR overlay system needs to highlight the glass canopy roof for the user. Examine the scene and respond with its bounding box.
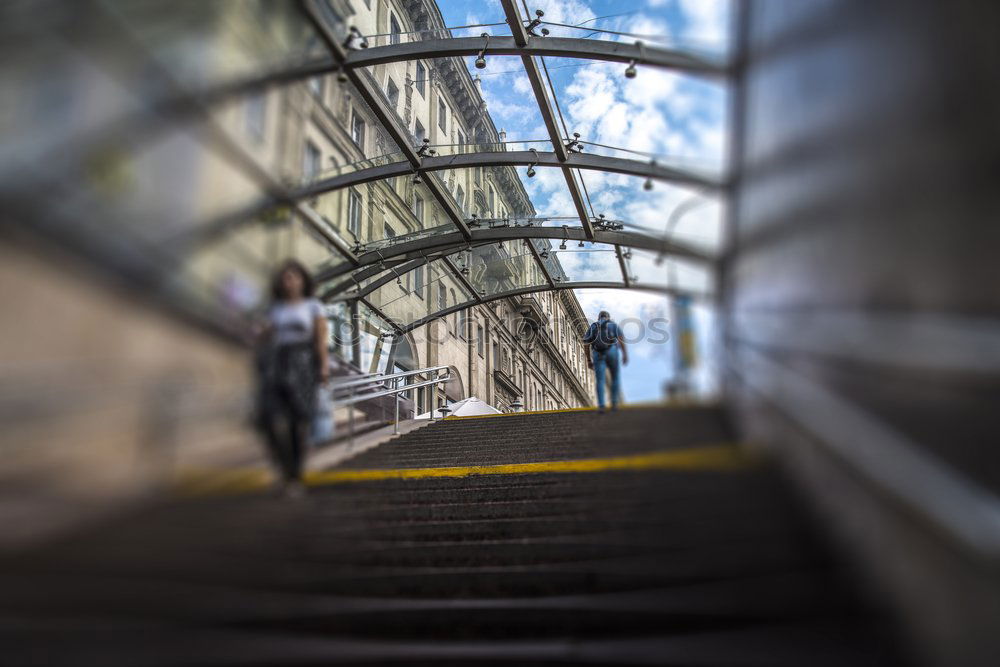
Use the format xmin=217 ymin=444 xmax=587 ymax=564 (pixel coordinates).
xmin=1 ymin=0 xmax=730 ymax=335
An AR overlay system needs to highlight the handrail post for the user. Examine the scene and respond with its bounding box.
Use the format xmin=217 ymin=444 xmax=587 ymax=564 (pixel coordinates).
xmin=348 ymin=385 xmax=355 ymax=450
xmin=429 ymin=373 xmax=435 ymax=423
xmin=393 ymin=375 xmax=401 ymax=435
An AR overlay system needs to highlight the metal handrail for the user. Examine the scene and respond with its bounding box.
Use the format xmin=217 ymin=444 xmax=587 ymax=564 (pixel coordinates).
xmin=330 ymin=364 xmax=454 ymax=444
xmin=330 ymin=365 xmax=450 ymax=392
xmin=328 ymin=367 xmax=399 ymax=386
xmin=333 ymin=374 xmax=450 ymax=408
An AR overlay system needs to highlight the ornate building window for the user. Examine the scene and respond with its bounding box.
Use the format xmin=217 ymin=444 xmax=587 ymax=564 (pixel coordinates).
xmin=245 ymin=91 xmax=266 ymax=143
xmin=347 ymin=190 xmax=362 ymax=238
xmin=351 ymin=111 xmax=365 ymax=148
xmin=412 ymin=193 xmax=424 ymax=222
xmin=302 ymin=140 xmax=321 ymax=182
xmin=413 ymin=265 xmax=424 ymax=300
xmin=415 ymin=62 xmax=426 ymax=97
xmin=386 ymin=78 xmax=399 ymax=108
xmin=438 ymin=98 xmax=447 ymax=132
xmin=309 ymin=76 xmax=324 ymax=98
xmin=389 ymin=13 xmax=401 ymax=45
xmin=450 ymin=289 xmax=458 ymax=336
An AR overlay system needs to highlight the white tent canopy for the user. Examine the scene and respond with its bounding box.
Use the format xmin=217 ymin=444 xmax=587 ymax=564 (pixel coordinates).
xmin=415 ymin=396 xmax=501 ymax=420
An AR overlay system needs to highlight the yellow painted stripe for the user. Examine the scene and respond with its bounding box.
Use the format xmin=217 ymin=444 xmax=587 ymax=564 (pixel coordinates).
xmin=173 ymin=443 xmax=751 ymax=496
xmin=443 ymin=402 xmax=723 ymax=421
xmin=305 ymin=444 xmax=748 ymax=484
xmin=444 ymin=406 xmax=596 ymax=420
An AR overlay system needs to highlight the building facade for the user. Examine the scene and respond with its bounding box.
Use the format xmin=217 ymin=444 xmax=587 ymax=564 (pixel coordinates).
xmin=186 ymin=0 xmax=596 ymax=413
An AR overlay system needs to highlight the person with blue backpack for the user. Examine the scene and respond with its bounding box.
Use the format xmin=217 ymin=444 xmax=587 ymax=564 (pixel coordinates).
xmin=582 ymin=310 xmax=628 ymax=412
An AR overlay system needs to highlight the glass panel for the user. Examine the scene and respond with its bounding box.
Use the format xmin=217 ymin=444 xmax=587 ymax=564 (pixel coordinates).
xmin=306 ymin=178 xmax=460 ymax=270
xmin=626 ymin=248 xmax=715 ymax=295
xmin=455 ymin=241 xmax=547 ymax=298
xmin=96 ymin=0 xmax=327 ymax=92
xmin=319 ymin=232 xmax=483 ymax=303
xmin=0 ymin=1 xmax=329 ymax=173
xmin=0 ymin=22 xmax=150 ymax=178
xmin=507 ymin=3 xmax=732 ymax=58
xmin=289 ymin=74 xmax=410 ymax=192
xmin=357 ymin=300 xmax=397 ymax=374
xmin=545 ymin=58 xmax=728 ymax=175
xmin=50 ymin=122 xmax=267 ymax=244
xmin=550 ymin=240 xmax=626 ymax=284
xmin=359 ymin=3 xmax=513 ymax=48
xmin=579 ymin=172 xmax=724 ymax=255
xmin=177 ymin=207 xmax=349 ymax=320
xmin=502 ymin=216 xmax=587 ymax=230
xmin=0 ymin=0 xmax=342 ymax=337
xmin=362 ymin=51 xmax=551 ymax=152
xmin=321 ymin=248 xmax=427 ymax=298
xmin=363 ymin=258 xmax=472 ymax=328
xmin=445 ymin=54 xmax=562 ymax=223
xmin=324 ymin=300 xmax=352 ymax=365
xmin=355 ymin=54 xmax=551 ymax=228
xmin=178 ymin=206 xmax=289 ymax=317
xmin=299 ymin=151 xmax=406 ymax=191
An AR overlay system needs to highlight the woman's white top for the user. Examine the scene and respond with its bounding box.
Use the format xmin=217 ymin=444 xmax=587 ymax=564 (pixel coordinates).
xmin=268 ymin=298 xmax=323 ymax=346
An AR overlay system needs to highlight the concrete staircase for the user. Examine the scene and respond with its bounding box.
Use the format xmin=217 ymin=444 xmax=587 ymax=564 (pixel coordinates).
xmin=0 ymin=407 xmax=906 ymax=665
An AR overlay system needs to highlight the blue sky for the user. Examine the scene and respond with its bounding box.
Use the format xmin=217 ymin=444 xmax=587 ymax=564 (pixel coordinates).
xmin=437 ymin=0 xmax=730 ymax=401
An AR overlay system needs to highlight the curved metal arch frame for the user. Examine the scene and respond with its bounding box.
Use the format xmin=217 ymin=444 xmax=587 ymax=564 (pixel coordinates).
xmin=342 ymin=37 xmax=727 ymax=78
xmin=294 ymin=151 xmax=722 ymax=200
xmin=327 ymin=257 xmax=430 ymax=302
xmin=325 ymin=235 xmax=558 ymax=303
xmin=300 ymin=0 xmax=723 ymax=252
xmin=321 ymin=240 xmax=502 ymax=300
xmin=371 ymin=281 xmax=705 ymax=336
xmin=316 ymin=226 xmax=713 ymax=284
xmin=100 ymin=3 xmax=727 ymax=278
xmin=304 ymin=1 xmax=474 ymax=248
xmin=296 ymin=0 xmax=724 ymax=336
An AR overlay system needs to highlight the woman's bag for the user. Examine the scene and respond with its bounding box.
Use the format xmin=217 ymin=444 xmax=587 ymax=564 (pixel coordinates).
xmin=310 ymin=382 xmax=334 ymax=445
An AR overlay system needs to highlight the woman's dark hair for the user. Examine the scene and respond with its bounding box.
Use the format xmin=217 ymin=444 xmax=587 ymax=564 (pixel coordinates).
xmin=270 ymin=259 xmax=316 ymax=301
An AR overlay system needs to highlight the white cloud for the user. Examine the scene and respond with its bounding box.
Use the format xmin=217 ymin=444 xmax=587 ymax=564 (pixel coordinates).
xmin=483 ymin=96 xmax=535 ymax=119
xmin=523 ymin=0 xmax=597 ymax=35
xmin=455 ymin=13 xmax=482 ymax=38
xmin=677 ymin=0 xmax=728 ymax=48
xmin=512 ymin=73 xmax=533 ymax=96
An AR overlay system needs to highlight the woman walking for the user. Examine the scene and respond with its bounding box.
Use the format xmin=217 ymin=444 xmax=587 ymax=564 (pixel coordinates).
xmin=256 ymin=260 xmax=329 ymax=497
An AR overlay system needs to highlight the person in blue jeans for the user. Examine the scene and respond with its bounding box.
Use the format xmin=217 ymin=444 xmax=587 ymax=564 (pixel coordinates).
xmin=583 ymin=310 xmax=628 ymax=412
